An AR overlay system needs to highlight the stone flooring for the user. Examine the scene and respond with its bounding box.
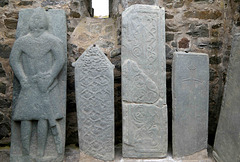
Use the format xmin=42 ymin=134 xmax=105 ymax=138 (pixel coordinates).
xmin=0 ymin=145 xmax=215 ymax=162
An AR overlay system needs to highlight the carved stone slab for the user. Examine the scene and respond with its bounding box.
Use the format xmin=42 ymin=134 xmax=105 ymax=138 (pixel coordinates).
xmin=172 ymin=52 xmax=209 ymax=157
xmin=122 ymin=5 xmax=167 ymax=158
xmin=10 ymin=8 xmax=67 ymax=162
xmin=73 ymin=45 xmax=115 ymax=161
xmin=213 ymin=34 xmax=240 ymax=162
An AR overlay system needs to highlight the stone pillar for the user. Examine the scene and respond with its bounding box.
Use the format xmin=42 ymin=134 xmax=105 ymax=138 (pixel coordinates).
xmin=122 ymin=4 xmax=167 ymax=158
xmin=213 ymin=34 xmax=240 ymax=162
xmin=73 ymin=45 xmax=115 ymax=161
xmin=10 ymin=8 xmax=67 ymax=162
xmin=172 ymin=52 xmax=209 ymax=157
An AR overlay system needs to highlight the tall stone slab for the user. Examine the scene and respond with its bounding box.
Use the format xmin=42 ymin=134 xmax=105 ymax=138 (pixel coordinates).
xmin=9 ymin=8 xmax=67 ymax=162
xmin=213 ymin=34 xmax=240 ymax=162
xmin=122 ymin=5 xmax=167 ymax=158
xmin=172 ymin=52 xmax=209 ymax=157
xmin=73 ymin=45 xmax=115 ymax=161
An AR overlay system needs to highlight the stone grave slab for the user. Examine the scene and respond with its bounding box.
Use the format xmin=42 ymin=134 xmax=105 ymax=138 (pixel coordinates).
xmin=121 ymin=4 xmax=167 ymax=158
xmin=10 ymin=8 xmax=67 ymax=162
xmin=73 ymin=45 xmax=115 ymax=161
xmin=172 ymin=52 xmax=209 ymax=157
xmin=213 ymin=34 xmax=240 ymax=162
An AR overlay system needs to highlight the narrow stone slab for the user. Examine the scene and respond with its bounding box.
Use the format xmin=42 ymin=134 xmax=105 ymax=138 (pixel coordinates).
xmin=172 ymin=52 xmax=209 ymax=157
xmin=10 ymin=8 xmax=67 ymax=162
xmin=122 ymin=4 xmax=167 ymax=158
xmin=73 ymin=45 xmax=115 ymax=161
xmin=213 ymin=34 xmax=240 ymax=162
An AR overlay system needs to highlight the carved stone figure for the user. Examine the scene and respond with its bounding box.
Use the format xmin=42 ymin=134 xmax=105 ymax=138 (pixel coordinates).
xmin=10 ymin=8 xmax=67 ymax=162
xmin=172 ymin=52 xmax=209 ymax=157
xmin=213 ymin=34 xmax=240 ymax=162
xmin=122 ymin=5 xmax=167 ymax=158
xmin=73 ymin=45 xmax=115 ymax=161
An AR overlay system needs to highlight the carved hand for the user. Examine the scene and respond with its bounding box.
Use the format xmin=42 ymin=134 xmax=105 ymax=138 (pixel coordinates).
xmin=37 ymin=72 xmax=54 ymax=93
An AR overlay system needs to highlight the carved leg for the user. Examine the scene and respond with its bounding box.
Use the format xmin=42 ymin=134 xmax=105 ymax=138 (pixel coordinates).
xmin=37 ymin=119 xmax=48 ymax=157
xmin=21 ymin=120 xmax=32 ymax=155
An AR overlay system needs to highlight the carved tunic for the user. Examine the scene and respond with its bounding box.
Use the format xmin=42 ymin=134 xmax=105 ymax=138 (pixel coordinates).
xmin=12 ymin=32 xmax=64 ymax=121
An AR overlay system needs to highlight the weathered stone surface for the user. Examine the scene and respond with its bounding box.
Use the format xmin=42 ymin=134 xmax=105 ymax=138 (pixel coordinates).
xmin=184 ymin=10 xmax=222 ymax=20
xmin=178 ymin=37 xmax=190 ymax=48
xmin=0 ymin=0 xmax=8 ymax=7
xmin=10 ymin=8 xmax=67 ymax=162
xmin=166 ymin=33 xmax=174 ymax=42
xmin=172 ymin=52 xmax=209 ymax=157
xmin=0 ymin=44 xmax=11 ymax=58
xmin=0 ymin=63 xmax=6 ymax=77
xmin=0 ymin=82 xmax=6 ymax=94
xmin=122 ymin=4 xmax=167 ymax=158
xmin=187 ymin=24 xmax=209 ymax=38
xmin=18 ymin=1 xmax=33 ymax=6
xmin=73 ymin=45 xmax=115 ymax=161
xmin=4 ymin=18 xmax=18 ymax=29
xmin=0 ymin=149 xmax=10 ymax=162
xmin=213 ymin=33 xmax=240 ymax=162
xmin=0 ymin=98 xmax=11 ymax=108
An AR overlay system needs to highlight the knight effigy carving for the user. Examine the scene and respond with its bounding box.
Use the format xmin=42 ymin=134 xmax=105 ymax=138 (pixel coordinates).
xmin=10 ymin=7 xmax=67 ymax=162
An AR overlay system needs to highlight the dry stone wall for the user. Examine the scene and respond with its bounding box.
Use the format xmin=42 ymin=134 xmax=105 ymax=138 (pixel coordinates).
xmin=0 ymin=0 xmax=240 ymax=148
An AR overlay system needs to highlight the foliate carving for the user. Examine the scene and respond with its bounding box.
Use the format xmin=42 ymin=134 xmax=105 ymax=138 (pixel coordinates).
xmin=10 ymin=7 xmax=67 ymax=162
xmin=73 ymin=45 xmax=114 ymax=161
xmin=122 ymin=59 xmax=159 ymax=103
xmin=123 ymin=103 xmax=167 ymax=155
xmin=122 ymin=5 xmax=167 ymax=158
xmin=122 ymin=12 xmax=158 ymax=75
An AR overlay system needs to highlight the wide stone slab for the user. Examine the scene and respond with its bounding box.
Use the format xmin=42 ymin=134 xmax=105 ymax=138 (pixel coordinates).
xmin=213 ymin=34 xmax=240 ymax=162
xmin=172 ymin=52 xmax=209 ymax=157
xmin=10 ymin=8 xmax=67 ymax=162
xmin=73 ymin=45 xmax=115 ymax=161
xmin=121 ymin=4 xmax=167 ymax=158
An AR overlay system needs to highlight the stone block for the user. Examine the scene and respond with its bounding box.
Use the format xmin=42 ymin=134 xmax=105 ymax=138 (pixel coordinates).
xmin=73 ymin=45 xmax=115 ymax=161
xmin=10 ymin=8 xmax=67 ymax=162
xmin=213 ymin=33 xmax=240 ymax=162
xmin=172 ymin=52 xmax=209 ymax=157
xmin=122 ymin=4 xmax=167 ymax=158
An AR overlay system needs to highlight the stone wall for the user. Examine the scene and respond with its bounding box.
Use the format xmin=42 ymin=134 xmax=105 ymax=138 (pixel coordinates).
xmin=111 ymin=0 xmax=240 ymax=145
xmin=0 ymin=0 xmax=240 ymax=148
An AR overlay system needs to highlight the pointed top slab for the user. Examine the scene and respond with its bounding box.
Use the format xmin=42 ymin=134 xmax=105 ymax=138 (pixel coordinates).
xmin=73 ymin=44 xmax=115 ymax=161
xmin=73 ymin=45 xmax=114 ymax=69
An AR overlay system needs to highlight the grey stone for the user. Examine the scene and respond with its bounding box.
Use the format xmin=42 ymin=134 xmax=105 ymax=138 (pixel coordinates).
xmin=213 ymin=33 xmax=240 ymax=162
xmin=72 ymin=45 xmax=115 ymax=161
xmin=166 ymin=33 xmax=174 ymax=42
xmin=9 ymin=7 xmax=67 ymax=162
xmin=122 ymin=5 xmax=167 ymax=158
xmin=0 ymin=149 xmax=10 ymax=162
xmin=187 ymin=24 xmax=209 ymax=38
xmin=172 ymin=52 xmax=209 ymax=157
